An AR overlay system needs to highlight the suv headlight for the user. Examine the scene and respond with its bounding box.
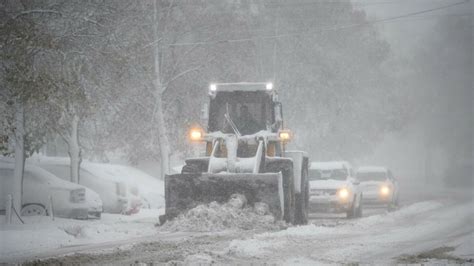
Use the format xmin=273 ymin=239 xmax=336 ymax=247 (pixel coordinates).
xmin=380 ymin=185 xmax=390 ymax=196
xmin=337 ymin=188 xmax=350 ymax=200
xmin=70 ymin=188 xmax=86 ymax=203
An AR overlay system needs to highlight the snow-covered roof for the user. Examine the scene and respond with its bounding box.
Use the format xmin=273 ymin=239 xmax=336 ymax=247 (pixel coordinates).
xmin=211 ymin=82 xmax=272 ymax=92
xmin=356 ymin=166 xmax=388 ymax=173
xmin=29 ymin=156 xmax=165 ymax=208
xmin=310 ymin=161 xmax=351 ymax=170
xmin=29 ymin=156 xmax=70 ymax=165
xmin=0 ymin=161 xmax=85 ymax=190
xmin=31 ymin=156 xmax=163 ymax=189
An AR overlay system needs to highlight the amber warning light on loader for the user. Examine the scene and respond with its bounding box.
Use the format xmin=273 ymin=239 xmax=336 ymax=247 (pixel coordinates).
xmin=189 ymin=128 xmax=204 ymax=141
xmin=279 ymin=130 xmax=292 ymax=142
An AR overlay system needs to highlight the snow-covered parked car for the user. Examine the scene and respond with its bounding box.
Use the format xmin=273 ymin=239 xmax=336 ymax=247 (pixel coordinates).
xmin=81 ymin=163 xmax=165 ymax=209
xmin=0 ymin=162 xmax=102 ymax=219
xmin=356 ymin=166 xmax=399 ymax=209
xmin=308 ymin=161 xmax=363 ymax=218
xmin=34 ymin=158 xmax=140 ymax=214
xmin=33 ymin=157 xmax=164 ymax=213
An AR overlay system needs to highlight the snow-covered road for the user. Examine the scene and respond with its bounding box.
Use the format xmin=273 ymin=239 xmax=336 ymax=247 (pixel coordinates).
xmin=225 ymin=200 xmax=473 ymax=264
xmin=1 ymin=188 xmax=472 ymax=264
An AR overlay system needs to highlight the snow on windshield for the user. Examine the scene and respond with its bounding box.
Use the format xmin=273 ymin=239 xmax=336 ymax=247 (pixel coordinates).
xmin=356 ymin=172 xmax=387 ymax=182
xmin=308 ymin=168 xmax=347 ymax=181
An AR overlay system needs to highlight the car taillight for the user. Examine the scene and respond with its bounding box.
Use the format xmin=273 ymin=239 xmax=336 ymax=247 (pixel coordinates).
xmin=70 ymin=188 xmax=86 ymax=203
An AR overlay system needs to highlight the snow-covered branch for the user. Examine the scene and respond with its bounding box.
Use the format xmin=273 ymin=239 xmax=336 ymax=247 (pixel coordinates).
xmin=139 ymin=38 xmax=163 ymax=51
xmin=169 ymin=42 xmax=204 ymax=74
xmin=162 ymin=65 xmax=201 ymax=94
xmin=13 ymin=10 xmax=61 ymax=19
xmin=82 ymin=17 xmax=105 ymax=28
xmin=0 ymin=89 xmax=9 ymax=99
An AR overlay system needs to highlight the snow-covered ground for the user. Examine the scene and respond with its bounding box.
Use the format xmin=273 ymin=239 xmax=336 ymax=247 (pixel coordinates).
xmin=1 ymin=189 xmax=472 ymax=264
xmin=0 ymin=209 xmax=163 ymax=262
xmin=224 ymin=199 xmax=473 ymax=264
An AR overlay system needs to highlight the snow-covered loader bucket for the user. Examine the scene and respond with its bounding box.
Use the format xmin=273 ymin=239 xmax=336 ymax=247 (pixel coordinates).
xmin=161 ymin=172 xmax=284 ymax=223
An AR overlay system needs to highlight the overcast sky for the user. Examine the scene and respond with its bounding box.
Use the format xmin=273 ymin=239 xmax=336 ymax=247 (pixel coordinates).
xmin=354 ymin=0 xmax=472 ymax=55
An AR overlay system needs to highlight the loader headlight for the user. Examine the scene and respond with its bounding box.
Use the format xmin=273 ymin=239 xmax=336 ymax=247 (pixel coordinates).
xmin=278 ymin=130 xmax=292 ymax=142
xmin=380 ymin=185 xmax=390 ymax=196
xmin=209 ymin=83 xmax=217 ymax=92
xmin=337 ymin=188 xmax=350 ymax=199
xmin=266 ymin=82 xmax=273 ymax=90
xmin=189 ymin=128 xmax=204 ymax=141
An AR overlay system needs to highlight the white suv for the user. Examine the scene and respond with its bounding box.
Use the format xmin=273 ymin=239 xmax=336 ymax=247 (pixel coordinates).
xmin=308 ymin=161 xmax=363 ymax=218
xmin=356 ymin=166 xmax=399 ymax=210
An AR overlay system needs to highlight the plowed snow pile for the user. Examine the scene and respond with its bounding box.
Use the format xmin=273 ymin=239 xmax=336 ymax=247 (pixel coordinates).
xmin=160 ymin=194 xmax=283 ymax=232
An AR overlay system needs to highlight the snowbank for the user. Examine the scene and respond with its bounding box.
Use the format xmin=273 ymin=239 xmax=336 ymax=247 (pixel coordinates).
xmin=354 ymin=200 xmax=443 ymax=229
xmin=227 ymin=238 xmax=286 ymax=257
xmin=183 ymin=253 xmax=215 ymax=265
xmin=160 ymin=194 xmax=282 ymax=232
xmin=448 ymin=231 xmax=474 ymax=259
xmin=0 ymin=209 xmax=163 ymax=262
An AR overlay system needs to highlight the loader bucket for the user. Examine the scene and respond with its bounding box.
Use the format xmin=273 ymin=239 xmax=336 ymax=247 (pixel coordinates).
xmin=163 ymin=173 xmax=284 ymax=221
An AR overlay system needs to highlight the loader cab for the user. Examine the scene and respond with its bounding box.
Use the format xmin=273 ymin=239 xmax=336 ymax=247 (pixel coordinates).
xmin=204 ymin=82 xmax=284 ymax=158
xmin=207 ymin=83 xmax=281 ymax=135
xmin=208 ymin=91 xmax=276 ymax=134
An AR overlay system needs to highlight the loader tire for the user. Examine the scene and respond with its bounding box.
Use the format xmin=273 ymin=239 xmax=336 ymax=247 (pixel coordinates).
xmin=346 ymin=196 xmax=357 ymax=219
xmin=356 ymin=197 xmax=363 ymax=218
xmin=181 ymin=164 xmax=201 ymax=174
xmin=265 ymin=159 xmax=295 ymax=224
xmin=181 ymin=158 xmax=209 ymax=174
xmin=294 ymin=167 xmax=309 ymax=225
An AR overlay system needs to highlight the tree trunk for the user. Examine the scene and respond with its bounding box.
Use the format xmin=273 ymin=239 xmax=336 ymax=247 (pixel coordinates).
xmin=13 ymin=100 xmax=25 ymax=214
xmin=153 ymin=0 xmax=170 ymax=178
xmin=68 ymin=114 xmax=81 ymax=183
xmin=155 ymin=96 xmax=170 ymax=178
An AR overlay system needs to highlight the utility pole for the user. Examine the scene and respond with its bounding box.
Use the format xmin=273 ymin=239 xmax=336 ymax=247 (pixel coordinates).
xmin=272 ymin=6 xmax=280 ymax=82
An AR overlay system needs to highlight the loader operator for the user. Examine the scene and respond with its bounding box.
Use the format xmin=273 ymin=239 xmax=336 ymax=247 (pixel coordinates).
xmin=236 ymin=105 xmax=260 ymax=135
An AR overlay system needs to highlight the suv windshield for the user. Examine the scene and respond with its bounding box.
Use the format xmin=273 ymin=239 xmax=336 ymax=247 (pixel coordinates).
xmin=309 ymin=168 xmax=348 ymax=181
xmin=356 ymin=172 xmax=387 ymax=182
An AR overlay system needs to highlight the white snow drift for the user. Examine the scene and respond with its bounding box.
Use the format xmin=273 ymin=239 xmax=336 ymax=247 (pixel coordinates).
xmin=0 ymin=209 xmax=163 ymax=262
xmin=160 ymin=194 xmax=281 ymax=232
